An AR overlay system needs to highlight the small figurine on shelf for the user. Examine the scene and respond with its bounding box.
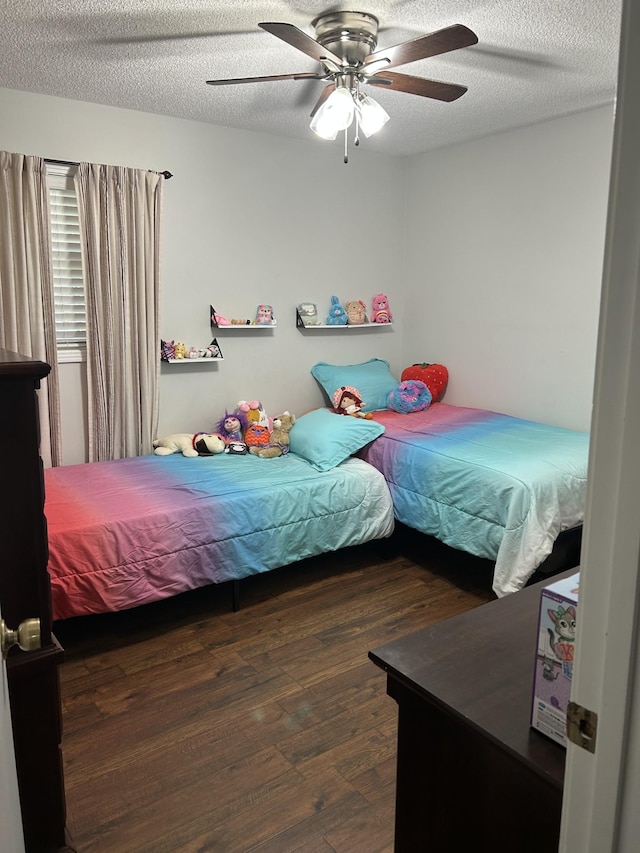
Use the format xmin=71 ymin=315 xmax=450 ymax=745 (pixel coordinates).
xmin=297 ymin=303 xmax=321 ymax=326
xmin=211 ymin=306 xmax=231 ymax=327
xmin=346 ymin=300 xmax=367 ymax=325
xmin=187 ymin=347 xmax=200 ymax=359
xmin=173 ymin=342 xmax=187 ymax=359
xmin=332 ymin=385 xmax=373 ymax=419
xmin=255 ymin=304 xmax=276 ymax=325
xmin=371 ymin=293 xmax=392 ymax=323
xmin=326 ymin=295 xmax=348 ymax=325
xmin=205 ymin=339 xmax=222 ymax=358
xmin=160 ymin=339 xmax=175 ymax=361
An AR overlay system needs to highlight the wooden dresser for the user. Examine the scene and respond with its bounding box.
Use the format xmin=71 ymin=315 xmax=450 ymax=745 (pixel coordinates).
xmin=0 ymin=348 xmax=70 ymax=852
xmin=370 ymin=572 xmax=569 ymax=853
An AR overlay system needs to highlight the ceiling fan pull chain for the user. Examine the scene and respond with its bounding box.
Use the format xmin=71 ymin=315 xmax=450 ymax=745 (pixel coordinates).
xmin=354 ymin=110 xmax=361 ymax=148
xmin=344 ymin=129 xmax=349 ymax=164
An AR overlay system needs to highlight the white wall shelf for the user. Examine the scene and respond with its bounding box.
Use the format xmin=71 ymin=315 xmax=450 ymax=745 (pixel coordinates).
xmin=164 ymin=357 xmax=224 ymax=364
xmin=212 ymin=325 xmax=276 ymax=330
xmin=211 ymin=304 xmax=276 ymax=330
xmin=296 ymin=308 xmax=392 ymax=330
xmin=298 ymin=323 xmax=393 ymax=330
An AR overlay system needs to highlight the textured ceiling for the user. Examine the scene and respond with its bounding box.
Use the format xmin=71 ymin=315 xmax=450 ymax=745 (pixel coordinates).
xmin=0 ymin=1 xmax=623 ymax=157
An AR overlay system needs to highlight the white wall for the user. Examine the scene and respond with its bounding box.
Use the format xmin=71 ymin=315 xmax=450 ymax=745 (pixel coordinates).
xmin=402 ymin=107 xmax=615 ymax=431
xmin=0 ymin=87 xmax=406 ymax=463
xmin=1 ymin=87 xmax=615 ymax=459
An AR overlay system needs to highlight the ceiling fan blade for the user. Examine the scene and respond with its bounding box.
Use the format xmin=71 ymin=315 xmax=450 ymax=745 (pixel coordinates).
xmin=367 ymin=71 xmax=468 ymax=102
xmin=206 ymin=72 xmax=324 ymax=86
xmin=364 ymin=23 xmax=478 ymax=71
xmin=310 ymin=84 xmax=334 ymax=118
xmin=259 ymin=22 xmax=343 ymax=66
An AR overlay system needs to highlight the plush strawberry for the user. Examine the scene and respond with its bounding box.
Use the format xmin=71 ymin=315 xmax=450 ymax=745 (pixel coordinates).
xmin=400 ymin=363 xmax=449 ymax=401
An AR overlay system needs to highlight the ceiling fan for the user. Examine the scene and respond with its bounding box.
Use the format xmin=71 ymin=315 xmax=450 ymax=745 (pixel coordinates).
xmin=206 ymin=11 xmax=478 ymax=162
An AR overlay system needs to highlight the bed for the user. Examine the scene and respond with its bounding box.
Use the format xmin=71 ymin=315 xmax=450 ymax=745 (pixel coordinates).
xmin=309 ymin=358 xmax=589 ymax=598
xmin=45 ymin=419 xmax=394 ymax=620
xmin=358 ymin=403 xmax=589 ymax=597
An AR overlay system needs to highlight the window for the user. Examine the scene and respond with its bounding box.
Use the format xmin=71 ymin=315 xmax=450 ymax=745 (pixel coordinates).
xmin=46 ymin=164 xmax=86 ymax=362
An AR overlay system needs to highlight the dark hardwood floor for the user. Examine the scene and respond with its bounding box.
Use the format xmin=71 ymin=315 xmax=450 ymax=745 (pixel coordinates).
xmin=55 ymin=529 xmax=497 ymax=852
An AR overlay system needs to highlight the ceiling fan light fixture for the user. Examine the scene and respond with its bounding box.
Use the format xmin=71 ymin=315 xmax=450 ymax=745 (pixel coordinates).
xmin=310 ymin=86 xmax=355 ymax=139
xmin=357 ymin=94 xmax=390 ymax=137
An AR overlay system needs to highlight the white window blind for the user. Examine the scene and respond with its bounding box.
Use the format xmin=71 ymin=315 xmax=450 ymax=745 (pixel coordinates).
xmin=47 ymin=165 xmax=86 ymax=361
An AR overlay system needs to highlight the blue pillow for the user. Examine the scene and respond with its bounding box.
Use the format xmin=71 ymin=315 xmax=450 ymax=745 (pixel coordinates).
xmin=289 ymin=408 xmax=385 ymax=472
xmin=311 ymin=358 xmax=399 ymax=413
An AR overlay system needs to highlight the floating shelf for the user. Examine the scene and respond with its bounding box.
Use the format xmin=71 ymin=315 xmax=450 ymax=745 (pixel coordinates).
xmin=211 ymin=304 xmax=276 ymax=330
xmin=161 ymin=336 xmax=223 ymax=362
xmin=165 ymin=357 xmax=223 ymax=364
xmin=296 ymin=307 xmax=392 ymax=329
xmin=298 ymin=323 xmax=393 ymax=329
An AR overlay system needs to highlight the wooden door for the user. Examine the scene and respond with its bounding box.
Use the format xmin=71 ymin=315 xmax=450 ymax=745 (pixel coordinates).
xmin=0 ymin=349 xmax=70 ymax=852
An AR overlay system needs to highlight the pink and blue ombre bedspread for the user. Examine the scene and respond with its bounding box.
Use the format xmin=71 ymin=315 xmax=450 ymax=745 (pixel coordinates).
xmin=44 ymin=452 xmax=394 ymax=620
xmin=360 ymin=403 xmax=589 ymax=596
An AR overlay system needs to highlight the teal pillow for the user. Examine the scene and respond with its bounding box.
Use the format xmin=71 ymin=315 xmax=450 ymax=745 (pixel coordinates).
xmin=311 ymin=358 xmax=399 ymax=413
xmin=289 ymin=408 xmax=385 ymax=472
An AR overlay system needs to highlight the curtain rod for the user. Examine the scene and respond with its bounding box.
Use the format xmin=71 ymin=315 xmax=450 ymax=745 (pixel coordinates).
xmin=44 ymin=158 xmax=173 ymax=179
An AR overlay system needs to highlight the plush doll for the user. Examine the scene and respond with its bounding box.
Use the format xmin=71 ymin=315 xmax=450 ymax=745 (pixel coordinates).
xmin=387 ymin=380 xmax=432 ymax=414
xmin=160 ymin=339 xmax=175 ymax=361
xmin=153 ymin=433 xmax=226 ymax=457
xmin=216 ymin=411 xmax=247 ymax=444
xmin=200 ymin=340 xmax=221 ymax=358
xmin=255 ymin=304 xmax=276 ymax=325
xmin=237 ymin=400 xmax=271 ymax=430
xmin=332 ymin=386 xmax=373 ymax=419
xmin=245 ymin=423 xmax=271 ymax=450
xmin=250 ymin=412 xmax=296 ymax=458
xmin=173 ymin=341 xmax=187 ymax=359
xmin=326 ymin=295 xmax=348 ymax=325
xmin=211 ymin=306 xmax=231 ymax=326
xmin=297 ymin=303 xmax=321 ymax=326
xmin=345 ymin=300 xmax=367 ymax=325
xmin=371 ymin=293 xmax=392 ymax=323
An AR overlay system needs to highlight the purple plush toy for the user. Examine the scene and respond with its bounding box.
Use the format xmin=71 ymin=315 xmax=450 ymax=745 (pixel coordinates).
xmin=387 ymin=380 xmax=432 ymax=414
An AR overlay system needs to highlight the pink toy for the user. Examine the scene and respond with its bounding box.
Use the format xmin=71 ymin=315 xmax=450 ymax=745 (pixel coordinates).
xmin=371 ymin=293 xmax=392 ymax=324
xmin=255 ymin=304 xmax=276 ymax=325
xmin=332 ymin=386 xmax=373 ymax=419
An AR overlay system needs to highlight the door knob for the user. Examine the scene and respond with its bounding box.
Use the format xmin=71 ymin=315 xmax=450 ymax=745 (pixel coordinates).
xmin=1 ymin=618 xmax=41 ymax=659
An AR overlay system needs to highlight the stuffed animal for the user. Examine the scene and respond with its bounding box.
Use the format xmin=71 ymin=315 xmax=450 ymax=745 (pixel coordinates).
xmin=387 ymin=380 xmax=432 ymax=413
xmin=297 ymin=303 xmax=321 ymax=326
xmin=332 ymin=386 xmax=373 ymax=419
xmin=371 ymin=293 xmax=392 ymax=323
xmin=216 ymin=411 xmax=246 ymax=444
xmin=401 ymin=362 xmax=449 ymax=401
xmin=255 ymin=304 xmax=276 ymax=325
xmin=160 ymin=339 xmax=176 ymax=361
xmin=173 ymin=341 xmax=187 ymax=359
xmin=326 ymin=295 xmax=348 ymax=325
xmin=245 ymin=424 xmax=271 ymax=450
xmin=211 ymin=306 xmax=231 ymax=326
xmin=153 ymin=433 xmax=226 ymax=457
xmin=237 ymin=400 xmax=271 ymax=430
xmin=250 ymin=412 xmax=296 ymax=458
xmin=345 ymin=300 xmax=367 ymax=325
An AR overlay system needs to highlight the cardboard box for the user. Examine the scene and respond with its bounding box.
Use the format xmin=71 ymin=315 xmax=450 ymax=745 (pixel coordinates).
xmin=531 ymin=571 xmax=580 ymax=746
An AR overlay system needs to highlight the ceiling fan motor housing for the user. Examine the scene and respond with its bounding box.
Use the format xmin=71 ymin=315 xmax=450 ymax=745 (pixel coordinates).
xmin=312 ymin=11 xmax=379 ymax=66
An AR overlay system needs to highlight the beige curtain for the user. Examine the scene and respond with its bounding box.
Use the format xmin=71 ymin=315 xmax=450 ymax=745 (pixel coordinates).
xmin=0 ymin=151 xmax=62 ymax=467
xmin=75 ymin=163 xmax=163 ymax=461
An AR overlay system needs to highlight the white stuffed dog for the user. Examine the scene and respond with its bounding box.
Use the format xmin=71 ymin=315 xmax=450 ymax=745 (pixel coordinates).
xmin=153 ymin=433 xmax=226 ymax=457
